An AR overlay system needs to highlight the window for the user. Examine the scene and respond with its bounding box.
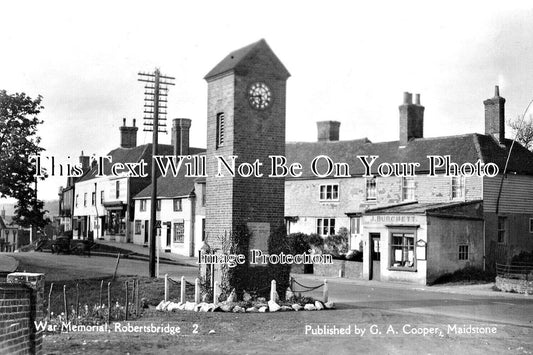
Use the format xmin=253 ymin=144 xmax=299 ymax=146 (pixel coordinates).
xmin=84 ymin=193 xmax=87 ymax=207
xmin=458 ymin=244 xmax=469 ymax=260
xmin=75 ymin=194 xmax=78 ymax=207
xmin=92 ymin=192 xmax=96 ymax=206
xmin=316 ymin=218 xmax=336 ymax=236
xmin=115 ymin=181 xmax=120 ymax=199
xmin=366 ymin=177 xmax=377 ymax=201
xmin=156 ymin=199 xmax=161 ymax=211
xmin=390 ymin=232 xmax=415 ymax=269
xmin=202 ymin=218 xmax=206 ymax=241
xmin=140 ymin=200 xmax=147 ymax=212
xmin=173 ymin=222 xmax=185 ymax=243
xmin=216 ymin=112 xmax=225 ymax=148
xmin=402 ymin=177 xmax=415 ymax=201
xmin=173 ymin=198 xmax=182 ymax=211
xmin=134 ymin=220 xmax=141 ymax=234
xmin=497 ymin=216 xmax=507 ymax=243
xmin=350 ymin=217 xmax=360 ymax=235
xmin=100 ymin=190 xmax=104 ymax=204
xmin=451 ymin=176 xmax=465 ymax=199
xmin=319 ymin=184 xmax=339 ymax=201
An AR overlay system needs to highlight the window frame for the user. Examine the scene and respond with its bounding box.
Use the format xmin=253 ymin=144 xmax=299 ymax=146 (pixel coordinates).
xmin=173 ymin=222 xmax=185 ymax=243
xmin=173 ymin=198 xmax=182 ymax=212
xmin=389 ymin=230 xmax=417 ymax=271
xmin=319 ymin=184 xmax=339 ymax=201
xmin=83 ymin=193 xmax=87 ymax=207
xmin=497 ymin=216 xmax=507 ymax=244
xmin=316 ymin=218 xmax=336 ymax=236
xmin=91 ymin=191 xmax=96 ymax=206
xmin=134 ymin=220 xmax=141 ymax=234
xmin=458 ymin=244 xmax=469 ymax=261
xmin=216 ymin=112 xmax=225 ymax=148
xmin=401 ymin=177 xmax=415 ymax=201
xmin=140 ymin=200 xmax=147 ymax=212
xmin=366 ymin=177 xmax=377 ymax=201
xmin=451 ymin=176 xmax=465 ymax=200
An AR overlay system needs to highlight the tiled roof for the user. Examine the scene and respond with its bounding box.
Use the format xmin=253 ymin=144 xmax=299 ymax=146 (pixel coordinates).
xmin=286 ymin=134 xmax=533 ymax=179
xmin=78 ymin=144 xmax=205 ymax=182
xmin=204 ymin=39 xmax=290 ymax=80
xmin=134 ymin=171 xmax=197 ymax=199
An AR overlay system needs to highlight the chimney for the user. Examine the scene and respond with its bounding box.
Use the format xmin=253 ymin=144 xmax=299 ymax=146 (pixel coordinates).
xmin=484 ymin=85 xmax=506 ymax=143
xmin=316 ymin=121 xmax=341 ymax=142
xmin=119 ymin=118 xmax=138 ymax=148
xmin=399 ymin=91 xmax=424 ymax=146
xmin=79 ymin=150 xmax=90 ymax=171
xmin=171 ymin=118 xmax=192 ymax=155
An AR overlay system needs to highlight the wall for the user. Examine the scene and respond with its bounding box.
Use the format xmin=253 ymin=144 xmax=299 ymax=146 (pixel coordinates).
xmin=426 ymin=215 xmax=484 ymax=283
xmin=1 ymin=273 xmax=45 ymax=355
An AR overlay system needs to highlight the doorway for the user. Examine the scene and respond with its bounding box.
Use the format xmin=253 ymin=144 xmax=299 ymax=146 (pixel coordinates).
xmin=144 ymin=220 xmax=149 ymax=244
xmin=370 ymin=233 xmax=381 ymax=281
xmin=166 ymin=223 xmax=171 ymax=249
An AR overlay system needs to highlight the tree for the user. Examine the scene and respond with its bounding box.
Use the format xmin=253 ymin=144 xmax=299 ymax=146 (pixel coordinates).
xmin=508 ymin=114 xmax=533 ymax=151
xmin=0 ymin=90 xmax=48 ymax=228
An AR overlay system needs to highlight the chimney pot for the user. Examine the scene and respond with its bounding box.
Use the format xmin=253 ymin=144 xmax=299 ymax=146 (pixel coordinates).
xmin=122 ymin=118 xmax=126 ymax=126
xmin=399 ymin=91 xmax=424 ymax=145
xmin=494 ymin=85 xmax=500 ymax=97
xmin=403 ymin=92 xmax=412 ymax=105
xmin=133 ymin=118 xmax=136 ymax=127
xmin=316 ymin=121 xmax=341 ymax=142
xmin=414 ymin=94 xmax=421 ymax=105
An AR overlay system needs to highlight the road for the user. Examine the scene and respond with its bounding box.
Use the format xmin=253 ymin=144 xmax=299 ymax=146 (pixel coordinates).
xmin=8 ymin=252 xmax=533 ymax=328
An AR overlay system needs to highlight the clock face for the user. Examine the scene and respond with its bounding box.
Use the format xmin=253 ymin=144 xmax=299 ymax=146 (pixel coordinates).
xmin=248 ymin=82 xmax=272 ymax=110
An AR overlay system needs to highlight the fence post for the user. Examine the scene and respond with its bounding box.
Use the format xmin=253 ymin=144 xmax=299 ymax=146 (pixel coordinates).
xmin=135 ymin=279 xmax=140 ymax=316
xmin=75 ymin=283 xmax=80 ymax=320
xmin=323 ymin=279 xmax=328 ymax=303
xmin=99 ymin=280 xmax=103 ymax=307
xmin=107 ymin=282 xmax=111 ymax=324
xmin=270 ymin=280 xmax=277 ymax=302
xmin=47 ymin=283 xmax=54 ymax=320
xmin=213 ymin=281 xmax=219 ymax=305
xmin=194 ymin=278 xmax=200 ymax=304
xmin=164 ymin=274 xmax=169 ymax=302
xmin=125 ymin=281 xmax=129 ymax=321
xmin=180 ymin=276 xmax=186 ymax=304
xmin=63 ymin=285 xmax=68 ymax=323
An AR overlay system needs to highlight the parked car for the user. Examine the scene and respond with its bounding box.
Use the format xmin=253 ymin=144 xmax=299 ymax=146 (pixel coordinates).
xmin=50 ymin=236 xmax=71 ymax=254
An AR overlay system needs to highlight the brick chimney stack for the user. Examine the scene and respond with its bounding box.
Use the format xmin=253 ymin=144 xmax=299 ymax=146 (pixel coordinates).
xmin=317 ymin=121 xmax=341 ymax=142
xmin=119 ymin=118 xmax=138 ymax=148
xmin=171 ymin=118 xmax=192 ymax=155
xmin=484 ymin=85 xmax=506 ymax=143
xmin=399 ymin=91 xmax=425 ymax=146
xmin=79 ymin=150 xmax=90 ymax=171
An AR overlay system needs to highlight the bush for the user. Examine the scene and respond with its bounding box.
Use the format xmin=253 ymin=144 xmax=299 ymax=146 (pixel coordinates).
xmin=430 ymin=266 xmax=495 ymax=285
xmin=511 ymin=251 xmax=533 ymax=264
xmin=323 ymin=227 xmax=349 ymax=258
xmin=287 ymin=232 xmax=323 ymax=254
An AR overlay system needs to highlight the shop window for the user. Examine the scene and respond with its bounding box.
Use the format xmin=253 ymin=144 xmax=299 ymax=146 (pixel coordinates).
xmin=140 ymin=200 xmax=147 ymax=212
xmin=316 ymin=218 xmax=335 ymax=236
xmin=402 ymin=177 xmax=415 ymax=201
xmin=134 ymin=220 xmax=141 ymax=234
xmin=497 ymin=216 xmax=507 ymax=244
xmin=173 ymin=198 xmax=182 ymax=211
xmin=366 ymin=177 xmax=377 ymax=200
xmin=319 ymin=184 xmax=339 ymax=201
xmin=390 ymin=232 xmax=415 ymax=269
xmin=216 ymin=112 xmax=225 ymax=148
xmin=458 ymin=244 xmax=469 ymax=260
xmin=174 ymin=222 xmax=184 ymax=243
xmin=451 ymin=176 xmax=465 ymax=199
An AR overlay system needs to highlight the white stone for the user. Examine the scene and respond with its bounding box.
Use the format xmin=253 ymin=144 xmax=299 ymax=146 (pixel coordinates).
xmin=243 ymin=291 xmax=252 ymax=302
xmin=232 ymin=306 xmax=245 ymax=313
xmin=167 ymin=302 xmax=181 ymax=311
xmin=246 ymin=307 xmax=258 ymax=313
xmin=183 ymin=302 xmax=196 ymax=311
xmin=268 ymin=300 xmax=281 ymax=312
xmin=292 ymin=304 xmax=303 ymax=311
xmin=314 ymin=301 xmax=324 ymax=310
xmin=325 ymin=301 xmax=336 ymax=309
xmin=227 ymin=289 xmax=237 ymax=303
xmin=156 ymin=300 xmax=170 ymax=311
xmin=280 ymin=306 xmax=292 ymax=312
xmin=304 ymin=304 xmax=316 ymax=311
xmin=258 ymin=306 xmax=268 ymax=313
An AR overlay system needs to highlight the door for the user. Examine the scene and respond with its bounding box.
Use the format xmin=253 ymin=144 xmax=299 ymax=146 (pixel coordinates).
xmin=144 ymin=221 xmax=149 ymax=244
xmin=370 ymin=233 xmax=381 ymax=281
xmin=166 ymin=223 xmax=171 ymax=248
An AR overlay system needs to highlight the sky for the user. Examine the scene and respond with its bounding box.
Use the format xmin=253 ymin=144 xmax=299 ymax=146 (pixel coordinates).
xmin=1 ymin=0 xmax=533 ymax=202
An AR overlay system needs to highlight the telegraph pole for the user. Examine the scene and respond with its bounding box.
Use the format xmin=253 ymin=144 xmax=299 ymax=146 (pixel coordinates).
xmin=138 ymin=69 xmax=175 ymax=277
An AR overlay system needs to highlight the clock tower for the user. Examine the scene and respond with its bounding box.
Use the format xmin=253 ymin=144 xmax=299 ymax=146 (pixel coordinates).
xmin=204 ymin=39 xmax=290 ymax=291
